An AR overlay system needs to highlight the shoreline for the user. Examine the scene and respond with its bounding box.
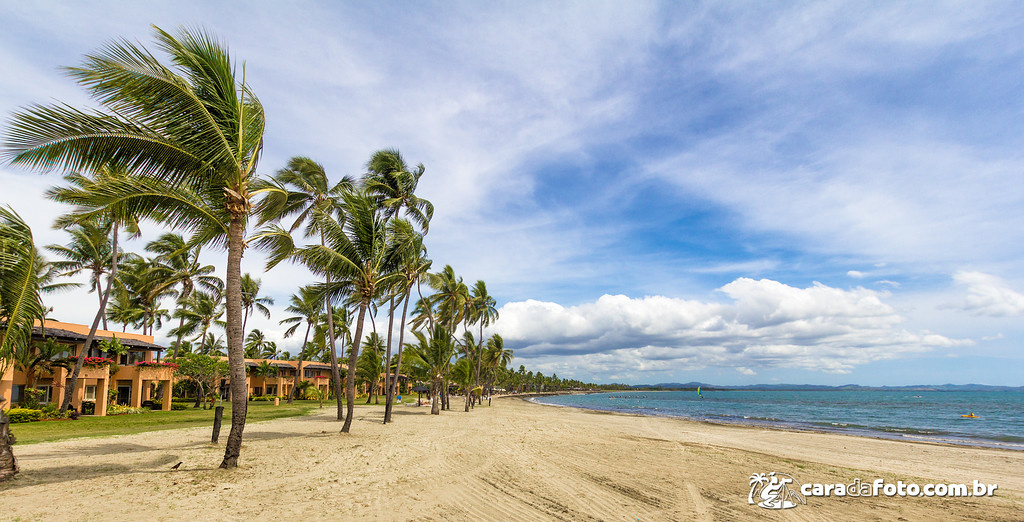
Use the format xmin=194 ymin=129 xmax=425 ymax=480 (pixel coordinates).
xmin=2 ymin=396 xmax=1021 ymax=520
xmin=527 ymin=390 xmax=1024 ymax=452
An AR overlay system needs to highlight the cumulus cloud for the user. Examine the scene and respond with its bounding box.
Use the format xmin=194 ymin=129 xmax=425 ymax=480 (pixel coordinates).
xmin=953 ymin=271 xmax=1024 ymax=317
xmin=847 ymin=270 xmax=865 ymax=278
xmin=494 ymin=278 xmax=967 ymax=377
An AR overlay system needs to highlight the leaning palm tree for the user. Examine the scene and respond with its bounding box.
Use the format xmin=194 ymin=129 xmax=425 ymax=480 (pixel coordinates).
xmin=0 ymin=207 xmax=49 ymax=481
xmin=240 ymin=273 xmax=273 ymax=336
xmin=291 ymin=190 xmax=401 ymax=432
xmin=257 ymin=156 xmax=353 ymax=419
xmin=4 ymin=27 xmax=267 ymax=469
xmin=44 ymin=166 xmax=140 ymax=413
xmin=279 ymin=286 xmax=322 ymax=404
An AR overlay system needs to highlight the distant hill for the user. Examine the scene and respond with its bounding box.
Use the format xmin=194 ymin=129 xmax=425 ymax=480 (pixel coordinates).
xmin=630 ymin=383 xmax=1024 ymax=392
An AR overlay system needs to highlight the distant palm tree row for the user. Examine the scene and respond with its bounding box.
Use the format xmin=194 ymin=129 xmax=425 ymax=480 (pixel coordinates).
xmin=0 ymin=25 xmax=578 ymax=476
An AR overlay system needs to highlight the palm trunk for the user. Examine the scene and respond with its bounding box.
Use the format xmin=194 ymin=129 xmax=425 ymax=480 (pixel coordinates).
xmin=288 ymin=321 xmax=312 ymax=404
xmin=384 ymin=285 xmax=413 ymax=423
xmin=322 ymin=234 xmax=345 ymax=421
xmin=0 ymin=411 xmax=18 ymax=481
xmin=476 ymin=323 xmax=484 ymax=405
xmin=97 ymin=278 xmax=108 ymax=331
xmin=61 ymin=223 xmax=118 ymax=413
xmin=171 ymin=314 xmax=187 ymax=360
xmin=242 ymin=310 xmax=249 ymax=341
xmin=342 ymin=301 xmax=368 ymax=433
xmin=381 ymin=295 xmax=395 ymax=422
xmin=431 ymin=380 xmax=440 ymax=415
xmin=219 ymin=214 xmax=247 ymax=469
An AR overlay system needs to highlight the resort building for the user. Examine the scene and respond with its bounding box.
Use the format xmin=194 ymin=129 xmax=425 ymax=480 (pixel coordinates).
xmin=2 ymin=321 xmax=413 ymax=413
xmin=0 ymin=320 xmax=173 ymax=416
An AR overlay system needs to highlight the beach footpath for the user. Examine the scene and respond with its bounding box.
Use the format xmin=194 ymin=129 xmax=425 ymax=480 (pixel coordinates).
xmin=2 ymin=398 xmax=1021 ymax=520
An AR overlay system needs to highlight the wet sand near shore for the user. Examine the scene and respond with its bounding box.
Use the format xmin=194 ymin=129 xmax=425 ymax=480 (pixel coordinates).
xmin=2 ymin=397 xmax=1021 ymax=520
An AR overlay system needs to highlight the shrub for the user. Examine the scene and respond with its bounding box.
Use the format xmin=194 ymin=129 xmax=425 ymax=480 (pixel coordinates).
xmin=81 ymin=401 xmax=96 ymax=415
xmin=170 ymin=403 xmax=188 ymax=410
xmin=107 ymin=405 xmax=149 ymax=416
xmin=18 ymin=388 xmax=46 ymax=410
xmin=39 ymin=403 xmax=63 ymax=420
xmin=250 ymin=395 xmax=279 ymax=401
xmin=7 ymin=408 xmax=43 ymax=423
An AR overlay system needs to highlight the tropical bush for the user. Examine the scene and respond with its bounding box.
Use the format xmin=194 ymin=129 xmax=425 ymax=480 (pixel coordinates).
xmin=6 ymin=408 xmax=43 ymax=423
xmin=107 ymin=405 xmax=149 ymax=416
xmin=16 ymin=388 xmax=46 ymax=410
xmin=249 ymin=395 xmax=279 ymax=401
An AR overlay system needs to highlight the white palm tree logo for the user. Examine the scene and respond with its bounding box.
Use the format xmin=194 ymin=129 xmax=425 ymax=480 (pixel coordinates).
xmin=748 ymin=471 xmax=806 ymax=509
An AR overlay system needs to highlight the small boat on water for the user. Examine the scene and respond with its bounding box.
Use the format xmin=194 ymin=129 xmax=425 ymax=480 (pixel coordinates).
xmin=961 ymin=412 xmax=979 ymax=418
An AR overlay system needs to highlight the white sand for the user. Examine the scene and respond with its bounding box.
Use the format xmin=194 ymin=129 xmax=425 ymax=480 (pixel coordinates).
xmin=1 ymin=397 xmax=1021 ymax=520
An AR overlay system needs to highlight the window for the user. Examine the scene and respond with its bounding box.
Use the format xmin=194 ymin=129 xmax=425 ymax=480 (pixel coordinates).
xmin=84 ymin=385 xmax=96 ymax=401
xmin=12 ymin=385 xmax=24 ymax=404
xmin=38 ymin=385 xmax=53 ymax=404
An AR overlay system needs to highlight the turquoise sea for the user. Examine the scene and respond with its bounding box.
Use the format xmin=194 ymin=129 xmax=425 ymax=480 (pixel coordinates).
xmin=532 ymin=390 xmax=1024 ymax=450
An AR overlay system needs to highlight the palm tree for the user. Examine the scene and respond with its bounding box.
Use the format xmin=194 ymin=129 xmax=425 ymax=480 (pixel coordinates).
xmin=44 ymin=166 xmax=140 ymax=414
xmin=0 ymin=206 xmax=49 ymax=481
xmin=244 ymin=329 xmax=272 ymax=359
xmin=257 ymin=156 xmax=353 ymax=420
xmin=383 ymin=220 xmax=432 ymax=423
xmin=356 ymin=333 xmax=385 ymax=404
xmin=14 ymin=337 xmax=70 ymax=390
xmin=4 ymin=26 xmax=266 ymax=469
xmin=450 ymin=357 xmax=475 ymax=412
xmin=406 ymin=324 xmax=456 ymax=415
xmin=364 ymin=148 xmax=433 ymax=232
xmin=171 ymin=290 xmax=225 ymax=356
xmin=483 ymin=334 xmax=513 ymax=396
xmin=468 ymin=280 xmax=498 ymax=404
xmin=45 ymin=220 xmax=114 ymax=329
xmin=427 ymin=265 xmax=468 ymax=410
xmin=240 ymin=273 xmax=273 ymax=336
xmin=279 ymin=286 xmax=322 ymax=404
xmin=146 ymin=233 xmax=220 ymax=360
xmin=112 ymin=256 xmax=174 ymax=336
xmin=291 ymin=190 xmax=400 ymax=432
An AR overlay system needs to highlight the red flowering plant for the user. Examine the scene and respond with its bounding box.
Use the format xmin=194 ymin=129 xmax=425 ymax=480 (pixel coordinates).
xmin=135 ymin=361 xmax=179 ymax=370
xmin=63 ymin=356 xmax=115 ymax=368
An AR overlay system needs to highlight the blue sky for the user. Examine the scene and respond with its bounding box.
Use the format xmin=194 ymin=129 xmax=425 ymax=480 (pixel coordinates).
xmin=2 ymin=2 xmax=1022 ymax=386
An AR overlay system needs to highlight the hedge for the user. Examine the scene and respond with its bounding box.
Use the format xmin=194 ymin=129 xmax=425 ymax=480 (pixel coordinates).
xmin=6 ymin=408 xmax=43 ymax=423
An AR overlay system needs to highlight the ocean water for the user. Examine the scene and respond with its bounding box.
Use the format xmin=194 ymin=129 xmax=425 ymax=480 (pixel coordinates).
xmin=532 ymin=390 xmax=1024 ymax=450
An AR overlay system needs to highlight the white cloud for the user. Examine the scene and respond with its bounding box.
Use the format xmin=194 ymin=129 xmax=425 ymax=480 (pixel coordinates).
xmin=847 ymin=270 xmax=865 ymax=278
xmin=953 ymin=271 xmax=1024 ymax=317
xmin=494 ymin=278 xmax=968 ymax=378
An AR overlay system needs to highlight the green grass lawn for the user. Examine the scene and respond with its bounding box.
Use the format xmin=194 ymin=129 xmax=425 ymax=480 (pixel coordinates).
xmin=11 ymin=400 xmax=321 ymax=445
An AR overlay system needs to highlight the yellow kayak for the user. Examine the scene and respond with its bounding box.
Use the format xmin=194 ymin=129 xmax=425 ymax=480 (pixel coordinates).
xmin=961 ymin=413 xmax=979 ymax=418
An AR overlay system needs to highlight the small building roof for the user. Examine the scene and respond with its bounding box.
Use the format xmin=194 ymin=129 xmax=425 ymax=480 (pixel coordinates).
xmin=31 ymin=325 xmax=164 ymax=350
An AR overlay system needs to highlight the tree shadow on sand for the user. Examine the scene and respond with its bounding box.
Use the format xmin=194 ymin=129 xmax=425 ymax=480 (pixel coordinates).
xmin=0 ymin=454 xmax=218 ymax=491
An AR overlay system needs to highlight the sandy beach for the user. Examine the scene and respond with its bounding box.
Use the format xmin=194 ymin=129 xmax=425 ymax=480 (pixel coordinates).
xmin=2 ymin=397 xmax=1021 ymax=521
